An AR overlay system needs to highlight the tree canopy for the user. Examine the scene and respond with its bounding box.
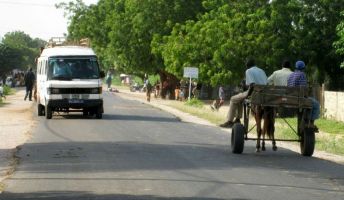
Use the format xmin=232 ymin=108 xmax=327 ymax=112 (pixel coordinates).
xmin=61 ymin=0 xmax=344 ymax=89
xmin=0 ymin=31 xmax=46 ymax=76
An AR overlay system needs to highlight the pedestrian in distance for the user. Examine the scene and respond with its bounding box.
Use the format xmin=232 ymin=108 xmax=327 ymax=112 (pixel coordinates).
xmin=106 ymin=70 xmax=113 ymax=90
xmin=144 ymin=75 xmax=152 ymax=102
xmin=24 ymin=67 xmax=35 ymax=101
xmin=211 ymin=85 xmax=225 ymax=111
xmin=154 ymin=80 xmax=160 ymax=98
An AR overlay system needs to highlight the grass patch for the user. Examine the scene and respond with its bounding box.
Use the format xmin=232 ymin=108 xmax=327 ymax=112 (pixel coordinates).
xmin=315 ymin=118 xmax=344 ymax=135
xmin=275 ymin=118 xmax=299 ymax=140
xmin=275 ymin=117 xmax=344 ymax=155
xmin=167 ymin=101 xmax=224 ymax=125
xmin=184 ymin=98 xmax=204 ymax=108
xmin=3 ymin=85 xmax=14 ymax=95
xmin=316 ymin=135 xmax=344 ymax=155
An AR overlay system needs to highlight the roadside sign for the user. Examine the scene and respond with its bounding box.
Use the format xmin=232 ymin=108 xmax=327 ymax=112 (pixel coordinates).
xmin=183 ymin=67 xmax=198 ymax=100
xmin=183 ymin=67 xmax=198 ymax=79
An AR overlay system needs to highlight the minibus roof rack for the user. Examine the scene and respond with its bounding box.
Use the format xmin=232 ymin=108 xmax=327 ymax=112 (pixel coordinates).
xmin=46 ymin=37 xmax=90 ymax=48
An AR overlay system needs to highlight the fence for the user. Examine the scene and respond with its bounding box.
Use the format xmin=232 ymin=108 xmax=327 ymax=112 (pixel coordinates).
xmin=323 ymin=91 xmax=344 ymax=122
xmin=311 ymin=84 xmax=344 ymax=122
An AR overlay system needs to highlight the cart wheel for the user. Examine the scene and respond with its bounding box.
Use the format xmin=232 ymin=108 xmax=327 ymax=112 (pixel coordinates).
xmin=300 ymin=128 xmax=315 ymax=156
xmin=37 ymin=104 xmax=44 ymax=116
xmin=231 ymin=123 xmax=245 ymax=154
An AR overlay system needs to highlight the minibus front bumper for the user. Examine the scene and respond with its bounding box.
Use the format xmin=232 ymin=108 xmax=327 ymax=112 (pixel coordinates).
xmin=47 ymin=99 xmax=103 ymax=109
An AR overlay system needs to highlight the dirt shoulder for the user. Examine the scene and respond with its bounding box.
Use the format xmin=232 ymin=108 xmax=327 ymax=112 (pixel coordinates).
xmin=0 ymin=88 xmax=35 ymax=191
xmin=114 ymin=87 xmax=344 ymax=165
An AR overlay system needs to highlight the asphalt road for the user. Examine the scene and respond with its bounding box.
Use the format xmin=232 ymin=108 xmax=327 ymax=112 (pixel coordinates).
xmin=2 ymin=91 xmax=344 ymax=200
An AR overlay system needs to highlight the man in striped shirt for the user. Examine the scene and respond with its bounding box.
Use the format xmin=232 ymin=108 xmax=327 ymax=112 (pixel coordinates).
xmin=287 ymin=61 xmax=320 ymax=131
xmin=287 ymin=61 xmax=307 ymax=87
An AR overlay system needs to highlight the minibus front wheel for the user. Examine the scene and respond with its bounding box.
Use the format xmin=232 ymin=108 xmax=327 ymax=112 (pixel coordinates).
xmin=45 ymin=106 xmax=52 ymax=119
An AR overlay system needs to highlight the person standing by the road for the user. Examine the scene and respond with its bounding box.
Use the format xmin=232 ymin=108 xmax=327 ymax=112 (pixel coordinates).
xmin=211 ymin=85 xmax=225 ymax=111
xmin=24 ymin=67 xmax=35 ymax=101
xmin=106 ymin=70 xmax=113 ymax=90
xmin=144 ymin=75 xmax=152 ymax=102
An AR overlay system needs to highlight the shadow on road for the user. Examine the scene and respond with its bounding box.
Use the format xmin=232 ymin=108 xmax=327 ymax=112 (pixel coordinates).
xmin=10 ymin=141 xmax=344 ymax=182
xmin=2 ymin=191 xmax=237 ymax=200
xmin=49 ymin=113 xmax=180 ymax=123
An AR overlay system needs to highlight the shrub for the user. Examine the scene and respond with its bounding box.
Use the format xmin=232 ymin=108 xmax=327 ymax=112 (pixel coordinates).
xmin=3 ymin=85 xmax=12 ymax=95
xmin=184 ymin=98 xmax=204 ymax=108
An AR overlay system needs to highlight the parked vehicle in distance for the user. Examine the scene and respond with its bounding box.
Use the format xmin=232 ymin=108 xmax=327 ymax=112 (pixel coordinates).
xmin=36 ymin=45 xmax=105 ymax=119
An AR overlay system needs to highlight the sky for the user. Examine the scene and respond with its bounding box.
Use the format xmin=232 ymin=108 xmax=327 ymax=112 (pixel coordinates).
xmin=0 ymin=0 xmax=98 ymax=41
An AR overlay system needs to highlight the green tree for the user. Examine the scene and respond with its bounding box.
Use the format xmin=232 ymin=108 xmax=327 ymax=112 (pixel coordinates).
xmin=61 ymin=0 xmax=344 ymax=90
xmin=290 ymin=0 xmax=344 ymax=89
xmin=156 ymin=0 xmax=275 ymax=86
xmin=61 ymin=0 xmax=205 ymax=97
xmin=0 ymin=44 xmax=21 ymax=77
xmin=1 ymin=31 xmax=46 ymax=72
xmin=334 ymin=11 xmax=344 ymax=67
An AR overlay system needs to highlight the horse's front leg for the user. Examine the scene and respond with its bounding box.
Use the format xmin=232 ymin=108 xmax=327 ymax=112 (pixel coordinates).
xmin=256 ymin=128 xmax=261 ymax=152
xmin=271 ymin=122 xmax=277 ymax=151
xmin=255 ymin=117 xmax=262 ymax=153
xmin=262 ymin=132 xmax=266 ymax=151
xmin=269 ymin=110 xmax=277 ymax=151
xmin=262 ymin=116 xmax=267 ymax=151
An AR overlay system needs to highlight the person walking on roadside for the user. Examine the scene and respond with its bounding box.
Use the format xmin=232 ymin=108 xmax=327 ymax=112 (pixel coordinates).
xmin=144 ymin=75 xmax=152 ymax=102
xmin=211 ymin=85 xmax=225 ymax=111
xmin=24 ymin=67 xmax=35 ymax=101
xmin=267 ymin=59 xmax=293 ymax=86
xmin=154 ymin=80 xmax=160 ymax=98
xmin=106 ymin=70 xmax=113 ymax=90
xmin=287 ymin=60 xmax=320 ymax=131
xmin=219 ymin=58 xmax=267 ymax=128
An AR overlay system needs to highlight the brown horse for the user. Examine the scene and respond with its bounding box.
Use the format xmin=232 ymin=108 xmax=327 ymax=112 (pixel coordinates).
xmin=252 ymin=105 xmax=276 ymax=152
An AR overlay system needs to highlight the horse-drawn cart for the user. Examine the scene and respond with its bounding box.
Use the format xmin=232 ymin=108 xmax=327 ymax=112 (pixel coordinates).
xmin=231 ymin=85 xmax=316 ymax=156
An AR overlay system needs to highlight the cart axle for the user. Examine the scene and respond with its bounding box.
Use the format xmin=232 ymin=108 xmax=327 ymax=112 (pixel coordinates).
xmin=245 ymin=137 xmax=300 ymax=142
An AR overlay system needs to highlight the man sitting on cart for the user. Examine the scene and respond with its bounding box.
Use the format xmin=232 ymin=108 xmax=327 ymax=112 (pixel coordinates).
xmin=219 ymin=58 xmax=268 ymax=128
xmin=267 ymin=59 xmax=293 ymax=86
xmin=287 ymin=60 xmax=320 ymax=131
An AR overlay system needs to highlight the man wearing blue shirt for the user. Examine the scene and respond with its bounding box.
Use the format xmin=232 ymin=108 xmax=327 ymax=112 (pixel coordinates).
xmin=220 ymin=58 xmax=267 ymax=128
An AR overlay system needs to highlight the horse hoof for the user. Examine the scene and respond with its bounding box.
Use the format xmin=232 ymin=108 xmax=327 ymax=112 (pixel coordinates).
xmin=273 ymin=146 xmax=278 ymax=151
xmin=262 ymin=147 xmax=266 ymax=151
xmin=256 ymin=149 xmax=261 ymax=153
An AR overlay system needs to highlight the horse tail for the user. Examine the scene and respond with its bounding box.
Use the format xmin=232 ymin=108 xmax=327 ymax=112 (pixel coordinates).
xmin=263 ymin=107 xmax=275 ymax=139
xmin=267 ymin=107 xmax=275 ymax=139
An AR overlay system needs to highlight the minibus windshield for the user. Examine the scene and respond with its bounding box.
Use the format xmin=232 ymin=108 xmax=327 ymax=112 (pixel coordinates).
xmin=47 ymin=57 xmax=100 ymax=80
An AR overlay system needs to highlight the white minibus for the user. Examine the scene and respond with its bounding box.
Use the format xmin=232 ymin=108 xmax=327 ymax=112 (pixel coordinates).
xmin=36 ymin=46 xmax=105 ymax=119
